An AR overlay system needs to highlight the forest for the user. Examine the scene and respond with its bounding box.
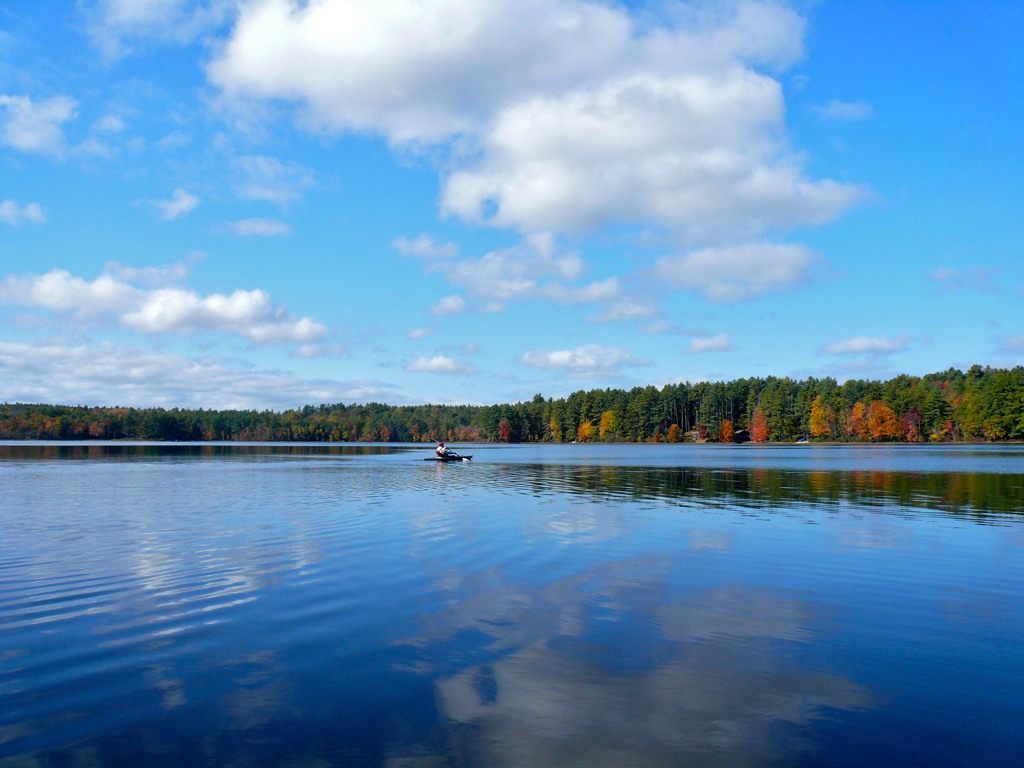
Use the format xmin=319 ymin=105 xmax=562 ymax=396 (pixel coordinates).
xmin=1 ymin=365 xmax=1022 ymax=443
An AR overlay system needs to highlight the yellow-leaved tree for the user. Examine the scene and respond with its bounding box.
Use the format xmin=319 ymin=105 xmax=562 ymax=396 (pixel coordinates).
xmin=599 ymin=410 xmax=618 ymax=440
xmin=809 ymin=396 xmax=834 ymax=439
xmin=577 ymin=421 xmax=595 ymax=442
xmin=550 ymin=416 xmax=562 ymax=442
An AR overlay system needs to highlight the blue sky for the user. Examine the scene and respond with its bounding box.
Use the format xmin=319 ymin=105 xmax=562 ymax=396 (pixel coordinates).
xmin=0 ymin=0 xmax=1021 ymax=409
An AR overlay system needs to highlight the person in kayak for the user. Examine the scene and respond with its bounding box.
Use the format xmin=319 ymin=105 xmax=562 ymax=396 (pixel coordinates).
xmin=435 ymin=441 xmax=450 ymax=458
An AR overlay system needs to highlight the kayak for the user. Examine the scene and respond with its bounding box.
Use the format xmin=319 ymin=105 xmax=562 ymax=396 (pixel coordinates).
xmin=424 ymin=455 xmax=472 ymax=461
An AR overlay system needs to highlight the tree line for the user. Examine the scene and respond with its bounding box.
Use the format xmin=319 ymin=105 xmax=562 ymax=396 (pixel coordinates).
xmin=1 ymin=365 xmax=1022 ymax=443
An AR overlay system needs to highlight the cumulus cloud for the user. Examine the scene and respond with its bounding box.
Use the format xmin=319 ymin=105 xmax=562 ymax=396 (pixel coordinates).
xmin=0 ymin=270 xmax=140 ymax=315
xmin=234 ymin=154 xmax=315 ymax=206
xmin=120 ymin=288 xmax=325 ymax=343
xmin=519 ymin=344 xmax=649 ymax=375
xmin=653 ymin=242 xmax=821 ymax=303
xmin=0 ymin=200 xmax=46 ymax=225
xmin=407 ymin=327 xmax=433 ymax=339
xmin=428 ymin=294 xmax=467 ymax=316
xmin=207 ymin=0 xmax=864 ymax=237
xmin=228 ymin=217 xmax=291 ymax=236
xmin=405 ymin=355 xmax=475 ymax=375
xmin=0 ymin=94 xmax=78 ymax=157
xmin=685 ymin=334 xmax=733 ymax=353
xmin=0 ymin=338 xmax=390 ymax=409
xmin=407 ymin=232 xmax=619 ymax=312
xmin=0 ymin=268 xmax=326 ymax=344
xmin=442 ymin=75 xmax=863 ymax=236
xmin=817 ymin=99 xmax=874 ymax=122
xmin=821 ymin=335 xmax=909 ymax=355
xmin=143 ymin=188 xmax=200 ymax=220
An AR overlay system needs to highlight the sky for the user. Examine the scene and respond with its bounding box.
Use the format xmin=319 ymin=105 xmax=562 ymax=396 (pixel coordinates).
xmin=0 ymin=0 xmax=1021 ymax=410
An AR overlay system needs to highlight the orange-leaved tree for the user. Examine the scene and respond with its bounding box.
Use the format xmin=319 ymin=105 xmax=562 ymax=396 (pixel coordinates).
xmin=577 ymin=421 xmax=595 ymax=442
xmin=847 ymin=402 xmax=868 ymax=440
xmin=719 ymin=419 xmax=734 ymax=443
xmin=751 ymin=407 xmax=769 ymax=442
xmin=499 ymin=418 xmax=512 ymax=442
xmin=667 ymin=424 xmax=682 ymax=442
xmin=867 ymin=401 xmax=902 ymax=441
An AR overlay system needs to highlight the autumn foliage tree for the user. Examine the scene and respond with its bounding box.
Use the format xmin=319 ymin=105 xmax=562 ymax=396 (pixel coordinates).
xmin=599 ymin=410 xmax=618 ymax=440
xmin=499 ymin=418 xmax=512 ymax=442
xmin=902 ymin=408 xmax=922 ymax=442
xmin=549 ymin=416 xmax=562 ymax=442
xmin=667 ymin=424 xmax=682 ymax=442
xmin=809 ymin=396 xmax=834 ymax=439
xmin=719 ymin=419 xmax=734 ymax=443
xmin=751 ymin=408 xmax=769 ymax=442
xmin=847 ymin=402 xmax=869 ymax=440
xmin=867 ymin=401 xmax=902 ymax=441
xmin=577 ymin=421 xmax=595 ymax=442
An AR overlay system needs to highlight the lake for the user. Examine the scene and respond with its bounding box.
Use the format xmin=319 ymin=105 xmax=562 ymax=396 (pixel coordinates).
xmin=1 ymin=442 xmax=1022 ymax=767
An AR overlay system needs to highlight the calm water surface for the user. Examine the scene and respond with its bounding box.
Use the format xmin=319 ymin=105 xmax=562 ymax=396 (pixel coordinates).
xmin=1 ymin=442 xmax=1022 ymax=767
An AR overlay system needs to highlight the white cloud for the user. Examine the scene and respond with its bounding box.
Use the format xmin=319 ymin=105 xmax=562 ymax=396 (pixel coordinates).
xmin=0 ymin=270 xmax=140 ymax=315
xmin=817 ymin=99 xmax=874 ymax=122
xmin=87 ymin=0 xmax=237 ymax=61
xmin=428 ymin=294 xmax=467 ymax=316
xmin=228 ymin=217 xmax=291 ymax=236
xmin=685 ymin=334 xmax=732 ymax=354
xmin=121 ymin=288 xmax=326 ymax=343
xmin=290 ymin=343 xmax=347 ymax=358
xmin=75 ymin=137 xmax=115 ymax=158
xmin=392 ymin=234 xmax=460 ymax=260
xmin=443 ymin=74 xmax=863 ymax=236
xmin=0 ymin=200 xmax=46 ymax=225
xmin=586 ymin=300 xmax=658 ymax=323
xmin=103 ymin=254 xmax=199 ymax=286
xmin=0 ymin=268 xmax=326 ymax=344
xmin=821 ymin=335 xmax=908 ymax=355
xmin=0 ymin=94 xmax=78 ymax=158
xmin=207 ymin=0 xmax=863 ymax=237
xmin=0 ymin=338 xmax=390 ymax=409
xmin=416 ymin=233 xmax=617 ymax=311
xmin=405 ymin=355 xmax=475 ymax=375
xmin=407 ymin=327 xmax=433 ymax=339
xmin=652 ymin=243 xmax=821 ymax=303
xmin=154 ymin=130 xmax=192 ymax=150
xmin=234 ymin=154 xmax=315 ymax=206
xmin=92 ymin=114 xmax=126 ymax=132
xmin=144 ymin=188 xmax=200 ymax=220
xmin=519 ymin=344 xmax=648 ymax=374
